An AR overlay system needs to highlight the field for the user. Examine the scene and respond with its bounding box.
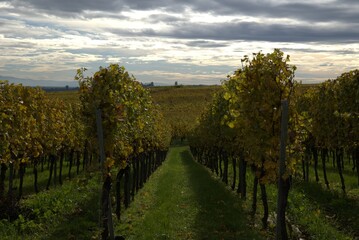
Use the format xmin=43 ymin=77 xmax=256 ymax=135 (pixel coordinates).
xmin=47 ymin=85 xmax=220 ymax=139
xmin=1 ymin=84 xmax=358 ymax=239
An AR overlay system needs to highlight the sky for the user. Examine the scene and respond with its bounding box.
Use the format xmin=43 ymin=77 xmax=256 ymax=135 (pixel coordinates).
xmin=0 ymin=0 xmax=358 ymax=85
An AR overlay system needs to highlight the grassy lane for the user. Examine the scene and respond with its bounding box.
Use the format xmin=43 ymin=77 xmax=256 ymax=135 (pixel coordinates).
xmin=116 ymin=145 xmax=263 ymax=240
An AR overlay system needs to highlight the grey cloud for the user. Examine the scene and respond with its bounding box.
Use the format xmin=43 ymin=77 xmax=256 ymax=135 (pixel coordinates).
xmin=147 ymin=14 xmax=184 ymax=24
xmin=185 ymin=40 xmax=229 ymax=48
xmin=205 ymin=1 xmax=359 ymax=23
xmin=80 ymin=11 xmax=127 ymax=20
xmin=2 ymin=0 xmax=359 ymax=47
xmin=319 ymin=62 xmax=334 ymax=67
xmin=341 ymin=0 xmax=359 ymax=4
xmin=280 ymin=48 xmax=358 ymax=55
xmin=110 ymin=21 xmax=359 ymax=43
xmin=274 ymin=2 xmax=358 ymax=23
xmin=13 ymin=0 xmax=123 ymax=13
xmin=0 ymin=42 xmax=37 ymax=48
xmin=4 ymin=0 xmax=357 ymax=25
xmin=8 ymin=0 xmax=190 ymax=13
xmin=66 ymin=47 xmax=149 ymax=57
xmin=123 ymin=60 xmax=232 ymax=75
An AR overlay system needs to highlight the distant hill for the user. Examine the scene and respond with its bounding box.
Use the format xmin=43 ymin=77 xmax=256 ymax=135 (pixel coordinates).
xmin=0 ymin=75 xmax=78 ymax=87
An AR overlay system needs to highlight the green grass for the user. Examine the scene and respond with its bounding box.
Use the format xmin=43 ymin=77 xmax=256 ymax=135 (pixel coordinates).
xmin=289 ymin=180 xmax=357 ymax=239
xmin=304 ymin=156 xmax=358 ymax=197
xmin=2 ymin=144 xmax=356 ymax=239
xmin=116 ymin=144 xmax=263 ymax=240
xmin=3 ymin=158 xmax=86 ymax=199
xmin=295 ymin=156 xmax=359 ymax=238
xmin=221 ymin=157 xmax=358 ymax=239
xmin=0 ymin=170 xmax=102 ymax=240
xmin=294 ymin=181 xmax=358 ymax=233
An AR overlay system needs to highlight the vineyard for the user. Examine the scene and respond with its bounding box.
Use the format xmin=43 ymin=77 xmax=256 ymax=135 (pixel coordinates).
xmin=188 ymin=50 xmax=358 ymax=239
xmin=0 ymin=50 xmax=358 ymax=239
xmin=0 ymin=64 xmax=171 ymax=239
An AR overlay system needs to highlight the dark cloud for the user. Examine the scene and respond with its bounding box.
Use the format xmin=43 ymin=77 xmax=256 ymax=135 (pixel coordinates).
xmin=110 ymin=21 xmax=359 ymax=43
xmin=3 ymin=0 xmax=357 ymax=25
xmin=1 ymin=0 xmax=357 ymax=44
xmin=147 ymin=14 xmax=184 ymax=24
xmin=201 ymin=1 xmax=359 ymax=23
xmin=12 ymin=0 xmax=123 ymax=13
xmin=80 ymin=11 xmax=127 ymax=20
xmin=276 ymin=2 xmax=358 ymax=23
xmin=341 ymin=0 xmax=359 ymax=3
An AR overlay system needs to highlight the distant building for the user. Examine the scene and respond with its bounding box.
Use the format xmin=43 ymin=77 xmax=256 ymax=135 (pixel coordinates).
xmin=142 ymin=82 xmax=154 ymax=87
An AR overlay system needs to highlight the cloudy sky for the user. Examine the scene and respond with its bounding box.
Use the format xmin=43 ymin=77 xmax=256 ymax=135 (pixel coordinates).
xmin=0 ymin=0 xmax=358 ymax=85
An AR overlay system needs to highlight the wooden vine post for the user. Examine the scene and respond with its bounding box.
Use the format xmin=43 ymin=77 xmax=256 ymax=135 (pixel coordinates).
xmin=276 ymin=100 xmax=290 ymax=240
xmin=96 ymin=109 xmax=115 ymax=240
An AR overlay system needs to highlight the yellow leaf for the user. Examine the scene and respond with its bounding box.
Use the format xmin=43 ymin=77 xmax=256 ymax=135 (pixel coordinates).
xmin=223 ymin=92 xmax=231 ymax=100
xmin=227 ymin=121 xmax=235 ymax=128
xmin=105 ymin=157 xmax=115 ymax=168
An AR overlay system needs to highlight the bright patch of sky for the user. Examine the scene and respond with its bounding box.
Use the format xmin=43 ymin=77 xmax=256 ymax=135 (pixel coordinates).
xmin=0 ymin=0 xmax=358 ymax=85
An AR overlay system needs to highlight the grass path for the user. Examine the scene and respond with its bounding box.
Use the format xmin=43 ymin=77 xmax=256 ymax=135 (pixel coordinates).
xmin=116 ymin=145 xmax=263 ymax=240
